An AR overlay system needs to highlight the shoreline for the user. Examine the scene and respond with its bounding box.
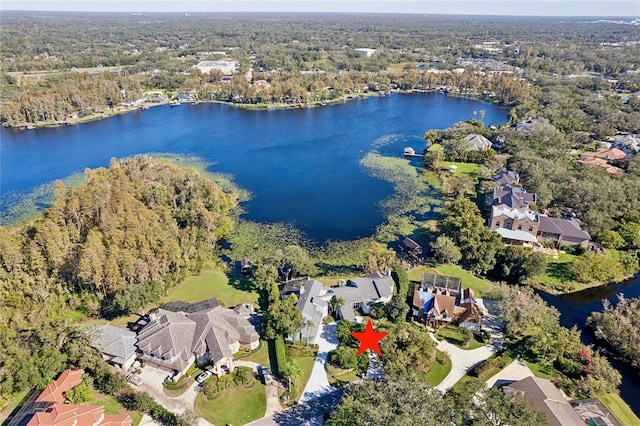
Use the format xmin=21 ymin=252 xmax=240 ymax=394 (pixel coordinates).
xmin=3 ymin=88 xmax=498 ymax=131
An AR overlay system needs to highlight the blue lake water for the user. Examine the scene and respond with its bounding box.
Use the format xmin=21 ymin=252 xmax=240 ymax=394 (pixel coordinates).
xmin=0 ymin=93 xmax=505 ymax=242
xmin=3 ymin=92 xmax=638 ymax=415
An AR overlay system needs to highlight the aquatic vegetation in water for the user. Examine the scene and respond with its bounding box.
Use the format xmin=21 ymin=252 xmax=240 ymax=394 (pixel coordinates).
xmin=360 ymin=152 xmax=442 ymax=242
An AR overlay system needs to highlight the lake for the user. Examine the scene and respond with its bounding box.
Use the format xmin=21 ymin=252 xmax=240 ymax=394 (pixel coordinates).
xmin=3 ymin=93 xmax=639 ymax=416
xmin=0 ymin=93 xmax=505 ymax=242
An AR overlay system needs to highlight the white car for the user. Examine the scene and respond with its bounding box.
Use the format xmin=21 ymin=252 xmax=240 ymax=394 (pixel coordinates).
xmin=126 ymin=374 xmax=143 ymax=386
xmin=196 ymin=371 xmax=212 ymax=384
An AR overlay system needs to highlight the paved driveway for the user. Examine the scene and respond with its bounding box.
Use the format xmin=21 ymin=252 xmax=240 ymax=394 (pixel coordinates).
xmin=432 ymin=308 xmax=504 ymax=393
xmin=299 ymin=322 xmax=339 ymax=403
xmin=133 ymin=366 xmax=213 ymax=425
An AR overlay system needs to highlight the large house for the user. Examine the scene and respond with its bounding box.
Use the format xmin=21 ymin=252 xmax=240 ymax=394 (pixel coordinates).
xmin=324 ymin=272 xmax=395 ymax=322
xmin=489 ymin=205 xmax=540 ymax=246
xmin=282 ymin=278 xmax=328 ymax=344
xmin=579 ymin=147 xmax=627 ymax=162
xmin=464 ymin=133 xmax=492 ymax=151
xmin=489 ymin=205 xmax=539 ymax=235
xmin=491 ymin=168 xmax=520 ymax=186
xmin=136 ymin=298 xmax=260 ymax=377
xmin=411 ymin=273 xmax=483 ymax=331
xmin=537 ymin=215 xmax=591 ymax=247
xmin=503 ymin=376 xmax=584 ymax=426
xmin=486 ymin=183 xmax=537 ymax=210
xmin=90 ymin=324 xmax=138 ymax=371
xmin=8 ymin=369 xmax=131 ymax=426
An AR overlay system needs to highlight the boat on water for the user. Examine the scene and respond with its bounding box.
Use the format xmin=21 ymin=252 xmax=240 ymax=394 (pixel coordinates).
xmin=169 ymin=100 xmax=181 ymax=107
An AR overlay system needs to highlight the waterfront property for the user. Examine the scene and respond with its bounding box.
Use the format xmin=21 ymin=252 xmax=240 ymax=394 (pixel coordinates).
xmin=282 ymin=278 xmax=328 ymax=344
xmin=537 ymin=215 xmax=591 ymax=247
xmin=136 ymin=298 xmax=260 ymax=377
xmin=411 ymin=273 xmax=483 ymax=331
xmin=324 ymin=272 xmax=395 ymax=322
xmin=503 ymin=376 xmax=584 ymax=426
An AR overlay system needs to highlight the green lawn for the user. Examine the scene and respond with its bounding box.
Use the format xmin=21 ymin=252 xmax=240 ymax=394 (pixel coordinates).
xmin=426 ymin=350 xmax=452 ymax=387
xmin=597 ymin=392 xmax=640 ymax=426
xmin=435 ymin=325 xmax=485 ymax=350
xmin=195 ymin=382 xmax=266 ymax=426
xmin=326 ymin=364 xmax=360 ymax=386
xmin=93 ymin=392 xmax=143 ymax=425
xmin=236 ymin=340 xmax=271 ymax=367
xmin=408 ymin=264 xmax=493 ymax=297
xmin=161 ymin=269 xmax=258 ymax=308
xmin=290 ymin=355 xmax=316 ymax=402
xmin=111 ymin=268 xmax=259 ymax=327
xmin=440 ymin=161 xmax=480 ymax=180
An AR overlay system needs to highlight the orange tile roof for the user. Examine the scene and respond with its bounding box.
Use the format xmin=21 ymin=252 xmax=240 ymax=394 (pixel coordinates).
xmin=26 ymin=369 xmax=132 ymax=426
xmin=36 ymin=369 xmax=85 ymax=404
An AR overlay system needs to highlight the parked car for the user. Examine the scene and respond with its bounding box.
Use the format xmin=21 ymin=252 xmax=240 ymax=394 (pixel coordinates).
xmin=260 ymin=366 xmax=273 ymax=385
xmin=126 ymin=374 xmax=143 ymax=386
xmin=196 ymin=371 xmax=212 ymax=384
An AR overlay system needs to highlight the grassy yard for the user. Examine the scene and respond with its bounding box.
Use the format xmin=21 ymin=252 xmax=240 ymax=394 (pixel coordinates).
xmin=235 ymin=340 xmax=271 ymax=367
xmin=597 ymin=392 xmax=640 ymax=426
xmin=289 ymin=353 xmax=316 ymax=402
xmin=408 ymin=264 xmax=493 ymax=297
xmin=326 ymin=364 xmax=361 ymax=386
xmin=435 ymin=325 xmax=485 ymax=350
xmin=525 ymin=252 xmax=579 ymax=294
xmin=440 ymin=161 xmax=481 ymax=181
xmin=426 ymin=350 xmax=452 ymax=387
xmin=194 ymin=382 xmax=266 ymax=426
xmin=111 ymin=268 xmax=259 ymax=327
xmin=160 ymin=269 xmax=258 ymax=308
xmin=93 ymin=392 xmax=143 ymax=425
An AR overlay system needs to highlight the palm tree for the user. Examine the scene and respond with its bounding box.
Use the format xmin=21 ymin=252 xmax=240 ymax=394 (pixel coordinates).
xmin=330 ymin=296 xmax=346 ymax=319
xmin=305 ymin=320 xmax=314 ymax=346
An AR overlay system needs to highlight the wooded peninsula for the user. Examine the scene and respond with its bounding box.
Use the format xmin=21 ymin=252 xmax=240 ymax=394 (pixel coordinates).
xmin=1 ymin=11 xmax=640 ymax=426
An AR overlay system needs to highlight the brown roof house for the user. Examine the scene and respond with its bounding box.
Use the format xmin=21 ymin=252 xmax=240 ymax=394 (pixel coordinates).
xmin=136 ymin=298 xmax=260 ymax=377
xmin=491 ymin=168 xmax=520 ymax=186
xmin=578 ymin=157 xmax=625 ymax=175
xmin=486 ymin=183 xmax=537 ymax=210
xmin=580 ymin=147 xmax=627 ymax=162
xmin=489 ymin=205 xmax=540 ymax=246
xmin=503 ymin=376 xmax=584 ymax=426
xmin=412 ymin=275 xmax=483 ymax=331
xmin=537 ymin=215 xmax=591 ymax=247
xmin=322 ymin=272 xmax=395 ymax=322
xmin=8 ymin=369 xmax=131 ymax=426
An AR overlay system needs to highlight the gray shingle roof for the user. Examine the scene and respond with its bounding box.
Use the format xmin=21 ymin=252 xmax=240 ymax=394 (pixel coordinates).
xmin=538 ymin=215 xmax=590 ymax=241
xmin=491 ymin=168 xmax=520 ymax=185
xmin=491 ymin=184 xmax=536 ymax=209
xmin=504 ymin=376 xmax=584 ymax=426
xmin=136 ymin=299 xmax=259 ymax=370
xmin=91 ymin=325 xmax=138 ymax=365
xmin=464 ymin=133 xmax=492 ymax=150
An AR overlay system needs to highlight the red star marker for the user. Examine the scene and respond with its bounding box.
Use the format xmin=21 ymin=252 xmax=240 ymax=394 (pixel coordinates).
xmin=351 ymin=319 xmax=388 ymax=356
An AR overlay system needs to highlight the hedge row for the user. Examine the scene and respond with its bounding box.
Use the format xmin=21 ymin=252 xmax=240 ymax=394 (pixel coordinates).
xmin=274 ymin=336 xmax=287 ymax=377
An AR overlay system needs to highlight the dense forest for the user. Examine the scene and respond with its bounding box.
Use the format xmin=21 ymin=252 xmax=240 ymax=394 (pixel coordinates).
xmin=588 ymin=295 xmax=640 ymax=368
xmin=0 ymin=156 xmax=236 ymax=394
xmin=1 ymin=13 xmax=638 ymax=127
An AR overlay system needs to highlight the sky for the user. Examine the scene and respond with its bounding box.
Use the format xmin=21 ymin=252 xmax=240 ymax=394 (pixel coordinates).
xmin=1 ymin=1 xmax=639 ymax=17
